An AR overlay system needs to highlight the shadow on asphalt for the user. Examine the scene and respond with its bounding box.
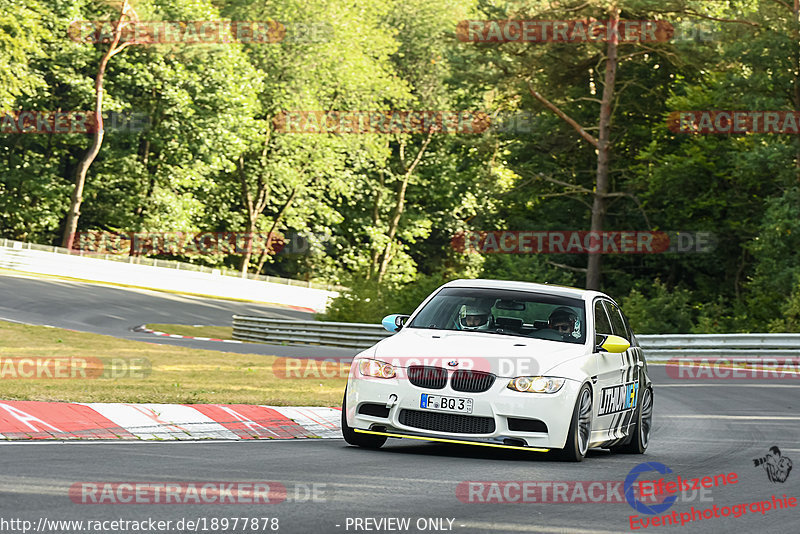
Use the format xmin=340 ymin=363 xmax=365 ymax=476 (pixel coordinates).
xmin=337 ymin=440 xmax=615 ymax=462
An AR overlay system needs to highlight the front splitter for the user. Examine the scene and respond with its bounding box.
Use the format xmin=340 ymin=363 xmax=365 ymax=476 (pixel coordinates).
xmin=354 ymin=428 xmax=550 ymax=452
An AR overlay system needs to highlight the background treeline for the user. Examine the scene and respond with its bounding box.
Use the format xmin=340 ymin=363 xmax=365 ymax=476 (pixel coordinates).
xmin=1 ymin=0 xmax=798 ymax=333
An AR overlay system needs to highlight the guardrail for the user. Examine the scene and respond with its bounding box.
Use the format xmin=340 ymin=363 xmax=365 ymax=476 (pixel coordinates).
xmin=232 ymin=316 xmax=800 ymax=356
xmin=636 ymin=333 xmax=800 ymax=360
xmin=233 ymin=316 xmax=389 ymax=349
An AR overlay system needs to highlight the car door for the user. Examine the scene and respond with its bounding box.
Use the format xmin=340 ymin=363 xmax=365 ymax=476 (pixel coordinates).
xmin=601 ymin=300 xmax=641 ymax=439
xmin=592 ymin=299 xmax=621 ymax=433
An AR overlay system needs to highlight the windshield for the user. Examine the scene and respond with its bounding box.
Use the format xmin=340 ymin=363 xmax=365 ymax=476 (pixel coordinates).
xmin=408 ymin=287 xmax=586 ymax=344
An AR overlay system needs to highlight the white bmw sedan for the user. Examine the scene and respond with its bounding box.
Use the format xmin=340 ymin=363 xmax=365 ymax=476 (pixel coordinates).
xmin=342 ymin=279 xmax=652 ymax=461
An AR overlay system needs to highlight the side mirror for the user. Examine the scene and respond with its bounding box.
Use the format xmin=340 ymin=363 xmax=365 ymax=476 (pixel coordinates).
xmin=382 ymin=314 xmax=410 ymax=333
xmin=596 ymin=334 xmax=630 ymax=353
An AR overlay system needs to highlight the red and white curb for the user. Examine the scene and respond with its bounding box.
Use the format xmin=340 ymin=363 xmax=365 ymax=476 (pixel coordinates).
xmin=0 ymin=401 xmax=341 ymax=441
xmin=133 ymin=325 xmax=243 ymax=344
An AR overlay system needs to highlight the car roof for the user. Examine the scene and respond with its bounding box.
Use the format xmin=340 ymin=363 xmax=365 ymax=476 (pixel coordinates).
xmin=442 ymin=278 xmax=609 ymax=302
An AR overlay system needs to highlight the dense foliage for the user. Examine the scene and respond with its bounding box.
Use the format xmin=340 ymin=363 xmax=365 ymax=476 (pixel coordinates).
xmin=1 ymin=0 xmax=798 ymax=332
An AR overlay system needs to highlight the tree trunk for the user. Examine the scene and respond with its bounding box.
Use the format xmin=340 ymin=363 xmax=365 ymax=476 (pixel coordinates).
xmin=239 ymin=221 xmax=257 ymax=277
xmin=237 ymin=154 xmax=261 ymax=277
xmin=61 ymin=2 xmax=133 ymax=250
xmin=62 ymin=116 xmax=104 ymax=250
xmin=794 ymin=0 xmax=800 ymax=177
xmin=254 ymin=187 xmax=298 ymax=275
xmin=586 ymin=8 xmax=620 ymax=291
xmin=367 ymin=171 xmax=384 ymax=281
xmin=376 ymin=173 xmax=411 ymax=282
xmin=375 ymin=133 xmax=433 ymax=282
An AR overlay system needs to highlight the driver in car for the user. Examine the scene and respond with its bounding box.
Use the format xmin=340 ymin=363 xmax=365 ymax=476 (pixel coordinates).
xmin=455 ymin=304 xmax=492 ymax=331
xmin=548 ymin=307 xmax=578 ymax=340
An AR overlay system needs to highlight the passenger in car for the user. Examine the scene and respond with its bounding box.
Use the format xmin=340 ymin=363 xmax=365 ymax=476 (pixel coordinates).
xmin=547 ymin=307 xmax=579 ymax=341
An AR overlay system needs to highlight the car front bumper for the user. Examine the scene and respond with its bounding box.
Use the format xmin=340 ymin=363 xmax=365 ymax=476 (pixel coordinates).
xmin=345 ymin=370 xmax=583 ymax=450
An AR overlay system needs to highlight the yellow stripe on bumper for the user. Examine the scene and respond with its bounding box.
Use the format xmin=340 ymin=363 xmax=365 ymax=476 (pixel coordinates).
xmin=354 ymin=428 xmax=550 ymax=452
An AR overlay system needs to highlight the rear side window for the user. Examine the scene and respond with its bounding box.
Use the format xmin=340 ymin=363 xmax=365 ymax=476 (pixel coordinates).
xmin=604 ymin=301 xmax=630 ymax=341
xmin=594 ymin=300 xmax=612 ymax=335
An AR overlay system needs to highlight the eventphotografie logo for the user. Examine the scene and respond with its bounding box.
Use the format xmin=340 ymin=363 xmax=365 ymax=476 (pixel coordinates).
xmin=753 ymin=446 xmax=793 ymax=483
xmin=625 ymin=462 xmax=679 ymax=516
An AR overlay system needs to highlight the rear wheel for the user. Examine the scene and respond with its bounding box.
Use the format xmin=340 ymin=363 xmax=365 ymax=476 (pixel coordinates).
xmin=554 ymin=383 xmax=592 ymax=462
xmin=341 ymin=389 xmax=387 ymax=449
xmin=611 ymin=386 xmax=652 ymax=454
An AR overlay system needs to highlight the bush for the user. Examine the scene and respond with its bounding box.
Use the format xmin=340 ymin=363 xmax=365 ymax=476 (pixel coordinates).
xmin=767 ymin=278 xmax=800 ymax=333
xmin=620 ymin=281 xmax=694 ymax=334
xmin=319 ymin=274 xmax=457 ymax=324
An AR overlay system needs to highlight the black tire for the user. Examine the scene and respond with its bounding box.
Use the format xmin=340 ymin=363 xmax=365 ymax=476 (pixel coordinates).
xmin=341 ymin=390 xmax=387 ymax=449
xmin=554 ymin=383 xmax=593 ymax=462
xmin=611 ymin=386 xmax=652 ymax=454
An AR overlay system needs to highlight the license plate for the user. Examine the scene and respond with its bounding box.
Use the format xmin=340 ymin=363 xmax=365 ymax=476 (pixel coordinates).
xmin=420 ymin=393 xmax=473 ymax=414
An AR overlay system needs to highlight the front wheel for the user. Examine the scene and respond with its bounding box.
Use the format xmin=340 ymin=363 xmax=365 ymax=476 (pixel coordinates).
xmin=554 ymin=383 xmax=593 ymax=462
xmin=341 ymin=389 xmax=387 ymax=449
xmin=611 ymin=386 xmax=652 ymax=454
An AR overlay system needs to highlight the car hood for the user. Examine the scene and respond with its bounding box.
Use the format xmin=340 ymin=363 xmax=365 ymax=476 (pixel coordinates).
xmin=371 ymin=328 xmax=589 ymax=378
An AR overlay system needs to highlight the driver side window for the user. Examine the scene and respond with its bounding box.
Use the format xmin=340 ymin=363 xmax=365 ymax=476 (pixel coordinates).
xmin=594 ymin=301 xmax=612 ymax=335
xmin=594 ymin=300 xmax=612 ymax=346
xmin=604 ymin=301 xmax=630 ymax=341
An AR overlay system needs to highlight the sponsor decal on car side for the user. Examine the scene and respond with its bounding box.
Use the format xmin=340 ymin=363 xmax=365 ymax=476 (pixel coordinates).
xmin=598 ymin=382 xmax=638 ymax=416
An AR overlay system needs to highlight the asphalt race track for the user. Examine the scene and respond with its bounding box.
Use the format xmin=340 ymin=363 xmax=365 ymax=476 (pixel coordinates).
xmin=1 ymin=274 xmax=799 ymax=533
xmin=0 ymin=272 xmax=356 ymax=359
xmin=1 ymin=366 xmax=798 ymax=533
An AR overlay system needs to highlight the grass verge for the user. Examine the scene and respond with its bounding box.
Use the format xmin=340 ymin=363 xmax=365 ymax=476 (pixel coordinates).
xmin=0 ymin=321 xmax=346 ymax=405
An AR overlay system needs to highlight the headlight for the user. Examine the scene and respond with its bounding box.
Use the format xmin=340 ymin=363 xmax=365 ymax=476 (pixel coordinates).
xmin=358 ymin=359 xmax=396 ymax=379
xmin=508 ymin=376 xmax=566 ymax=393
